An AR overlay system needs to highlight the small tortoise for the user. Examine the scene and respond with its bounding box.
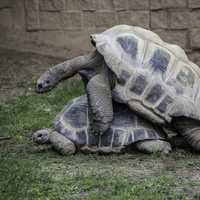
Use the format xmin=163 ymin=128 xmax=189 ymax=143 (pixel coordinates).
xmin=36 ymin=25 xmax=200 ymax=151
xmin=33 ymin=95 xmax=171 ymax=154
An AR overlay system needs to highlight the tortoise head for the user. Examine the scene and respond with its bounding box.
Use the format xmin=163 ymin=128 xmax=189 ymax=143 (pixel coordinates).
xmin=32 ymin=129 xmax=51 ymax=144
xmin=36 ymin=69 xmax=58 ymax=93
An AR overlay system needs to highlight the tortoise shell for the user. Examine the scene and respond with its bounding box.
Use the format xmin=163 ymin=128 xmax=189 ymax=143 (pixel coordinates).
xmin=53 ymin=95 xmax=165 ymax=153
xmin=91 ymin=25 xmax=200 ymax=124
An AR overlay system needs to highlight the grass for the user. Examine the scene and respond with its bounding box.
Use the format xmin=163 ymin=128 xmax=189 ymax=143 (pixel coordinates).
xmin=0 ymin=80 xmax=200 ymax=200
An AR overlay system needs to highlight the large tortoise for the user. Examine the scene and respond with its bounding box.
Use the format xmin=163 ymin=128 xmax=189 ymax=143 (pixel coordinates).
xmin=33 ymin=95 xmax=171 ymax=154
xmin=36 ymin=25 xmax=200 ymax=151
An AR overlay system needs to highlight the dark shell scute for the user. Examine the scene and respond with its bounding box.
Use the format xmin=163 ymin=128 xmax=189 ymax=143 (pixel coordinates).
xmin=134 ymin=129 xmax=146 ymax=141
xmin=112 ymin=129 xmax=124 ymax=147
xmin=146 ymin=129 xmax=158 ymax=139
xmin=127 ymin=133 xmax=133 ymax=145
xmin=88 ymin=132 xmax=99 ymax=146
xmin=54 ymin=120 xmax=62 ymax=133
xmin=63 ymin=104 xmax=87 ymax=128
xmin=76 ymin=130 xmax=87 ymax=146
xmin=118 ymin=70 xmax=131 ymax=85
xmin=149 ymin=49 xmax=170 ymax=74
xmin=117 ymin=36 xmax=138 ymax=58
xmin=145 ymin=84 xmax=164 ymax=104
xmin=112 ymin=110 xmax=136 ymax=128
xmin=101 ymin=129 xmax=113 ymax=147
xmin=130 ymin=75 xmax=148 ymax=95
xmin=156 ymin=95 xmax=174 ymax=114
xmin=60 ymin=129 xmax=75 ymax=143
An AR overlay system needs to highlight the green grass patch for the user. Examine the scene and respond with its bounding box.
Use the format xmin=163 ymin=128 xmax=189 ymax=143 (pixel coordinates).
xmin=0 ymin=80 xmax=200 ymax=200
xmin=0 ymin=80 xmax=84 ymax=138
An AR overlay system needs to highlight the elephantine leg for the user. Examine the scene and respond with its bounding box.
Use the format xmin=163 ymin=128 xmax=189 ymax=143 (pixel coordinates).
xmin=135 ymin=140 xmax=172 ymax=154
xmin=36 ymin=51 xmax=102 ymax=93
xmin=173 ymin=117 xmax=200 ymax=152
xmin=87 ymin=72 xmax=113 ymax=134
xmin=49 ymin=131 xmax=76 ymax=155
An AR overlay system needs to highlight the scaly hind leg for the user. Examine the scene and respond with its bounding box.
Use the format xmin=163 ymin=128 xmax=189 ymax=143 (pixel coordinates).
xmin=33 ymin=129 xmax=76 ymax=155
xmin=172 ymin=117 xmax=200 ymax=152
xmin=135 ymin=140 xmax=172 ymax=154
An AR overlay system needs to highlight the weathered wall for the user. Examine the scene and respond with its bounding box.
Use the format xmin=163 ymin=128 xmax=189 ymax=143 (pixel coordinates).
xmin=0 ymin=0 xmax=200 ymax=64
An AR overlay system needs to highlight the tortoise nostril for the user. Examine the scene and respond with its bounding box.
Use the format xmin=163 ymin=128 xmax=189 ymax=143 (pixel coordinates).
xmin=38 ymin=83 xmax=43 ymax=89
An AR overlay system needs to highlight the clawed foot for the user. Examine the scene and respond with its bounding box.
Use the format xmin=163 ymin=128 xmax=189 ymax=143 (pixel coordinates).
xmin=136 ymin=140 xmax=172 ymax=154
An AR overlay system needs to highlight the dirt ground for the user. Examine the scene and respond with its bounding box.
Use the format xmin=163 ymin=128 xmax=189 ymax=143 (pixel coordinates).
xmin=0 ymin=48 xmax=64 ymax=103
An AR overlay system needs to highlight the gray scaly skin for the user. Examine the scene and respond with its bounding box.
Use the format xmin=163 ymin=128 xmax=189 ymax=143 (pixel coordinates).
xmin=33 ymin=95 xmax=171 ymax=155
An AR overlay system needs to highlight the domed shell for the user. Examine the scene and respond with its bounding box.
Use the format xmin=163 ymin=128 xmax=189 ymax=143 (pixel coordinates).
xmin=91 ymin=25 xmax=200 ymax=124
xmin=53 ymin=95 xmax=165 ymax=153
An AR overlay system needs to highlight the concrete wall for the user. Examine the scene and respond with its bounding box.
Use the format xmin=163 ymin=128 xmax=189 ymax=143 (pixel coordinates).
xmin=0 ymin=0 xmax=200 ymax=64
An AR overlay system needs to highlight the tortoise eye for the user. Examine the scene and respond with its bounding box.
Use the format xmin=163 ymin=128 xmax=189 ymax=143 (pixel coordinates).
xmin=46 ymin=80 xmax=50 ymax=84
